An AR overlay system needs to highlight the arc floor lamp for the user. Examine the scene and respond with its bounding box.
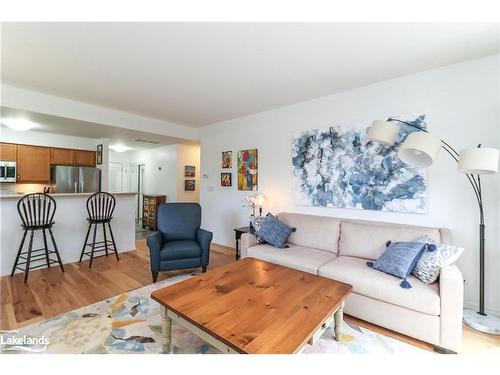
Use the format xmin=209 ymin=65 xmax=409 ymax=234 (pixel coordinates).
xmin=367 ymin=117 xmax=499 ymax=335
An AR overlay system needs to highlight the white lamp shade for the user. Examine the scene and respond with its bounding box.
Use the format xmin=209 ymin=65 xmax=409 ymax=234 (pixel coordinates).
xmin=252 ymin=193 xmax=267 ymax=207
xmin=398 ymin=132 xmax=442 ymax=168
xmin=458 ymin=148 xmax=499 ymax=174
xmin=367 ymin=120 xmax=400 ymax=145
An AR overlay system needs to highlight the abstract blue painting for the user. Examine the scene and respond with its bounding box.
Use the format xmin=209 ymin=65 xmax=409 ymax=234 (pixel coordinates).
xmin=292 ymin=115 xmax=427 ymax=213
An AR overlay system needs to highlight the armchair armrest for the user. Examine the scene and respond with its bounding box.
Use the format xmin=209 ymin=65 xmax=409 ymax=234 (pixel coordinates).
xmin=240 ymin=233 xmax=258 ymax=259
xmin=197 ymin=228 xmax=213 ymax=266
xmin=147 ymin=231 xmax=163 ymax=272
xmin=439 ymin=263 xmax=464 ymax=352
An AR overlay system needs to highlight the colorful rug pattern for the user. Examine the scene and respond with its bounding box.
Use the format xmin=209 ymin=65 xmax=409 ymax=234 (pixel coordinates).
xmin=1 ymin=273 xmax=429 ymax=354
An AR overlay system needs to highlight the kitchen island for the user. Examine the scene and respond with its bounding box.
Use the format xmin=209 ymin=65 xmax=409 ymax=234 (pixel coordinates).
xmin=0 ymin=192 xmax=137 ymax=276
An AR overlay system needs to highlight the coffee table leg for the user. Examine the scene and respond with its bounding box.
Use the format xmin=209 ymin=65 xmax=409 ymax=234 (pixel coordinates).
xmin=161 ymin=305 xmax=172 ymax=353
xmin=334 ymin=302 xmax=344 ymax=342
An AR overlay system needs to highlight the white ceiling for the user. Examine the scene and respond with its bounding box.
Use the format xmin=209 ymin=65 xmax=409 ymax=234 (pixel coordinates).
xmin=0 ymin=107 xmax=195 ymax=149
xmin=2 ymin=22 xmax=499 ymax=128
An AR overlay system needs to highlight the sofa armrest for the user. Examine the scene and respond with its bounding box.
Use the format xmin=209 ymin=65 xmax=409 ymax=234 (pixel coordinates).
xmin=197 ymin=228 xmax=213 ymax=266
xmin=240 ymin=233 xmax=258 ymax=259
xmin=146 ymin=231 xmax=163 ymax=272
xmin=439 ymin=263 xmax=464 ymax=352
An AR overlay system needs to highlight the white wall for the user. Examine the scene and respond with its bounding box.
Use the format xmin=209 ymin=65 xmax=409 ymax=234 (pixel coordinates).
xmin=2 ymin=84 xmax=198 ymax=141
xmin=199 ymin=55 xmax=500 ymax=314
xmin=0 ymin=127 xmax=98 ymax=150
xmin=110 ymin=144 xmax=201 ymax=203
xmin=126 ymin=145 xmax=179 ymax=201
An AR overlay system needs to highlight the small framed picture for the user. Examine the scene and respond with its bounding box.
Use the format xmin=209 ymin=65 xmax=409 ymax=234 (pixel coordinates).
xmin=185 ymin=165 xmax=195 ymax=177
xmin=184 ymin=179 xmax=195 ymax=191
xmin=96 ymin=144 xmax=103 ymax=165
xmin=222 ymin=151 xmax=232 ymax=168
xmin=221 ymin=172 xmax=232 ymax=187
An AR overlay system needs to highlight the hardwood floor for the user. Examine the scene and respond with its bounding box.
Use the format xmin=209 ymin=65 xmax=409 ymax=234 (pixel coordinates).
xmin=1 ymin=239 xmax=498 ymax=353
xmin=0 ymin=239 xmax=232 ymax=330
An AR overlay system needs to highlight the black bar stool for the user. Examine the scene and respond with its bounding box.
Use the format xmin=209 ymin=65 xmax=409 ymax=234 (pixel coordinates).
xmin=79 ymin=192 xmax=119 ymax=268
xmin=11 ymin=193 xmax=65 ymax=283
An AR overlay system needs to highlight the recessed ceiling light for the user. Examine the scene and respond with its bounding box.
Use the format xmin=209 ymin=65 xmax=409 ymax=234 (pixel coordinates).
xmin=109 ymin=144 xmax=132 ymax=152
xmin=1 ymin=118 xmax=37 ymax=131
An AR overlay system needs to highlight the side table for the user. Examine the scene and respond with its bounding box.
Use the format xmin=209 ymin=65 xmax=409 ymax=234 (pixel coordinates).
xmin=234 ymin=226 xmax=254 ymax=261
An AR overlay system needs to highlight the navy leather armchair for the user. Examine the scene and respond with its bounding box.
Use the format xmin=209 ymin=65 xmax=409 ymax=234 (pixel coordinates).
xmin=147 ymin=202 xmax=213 ymax=282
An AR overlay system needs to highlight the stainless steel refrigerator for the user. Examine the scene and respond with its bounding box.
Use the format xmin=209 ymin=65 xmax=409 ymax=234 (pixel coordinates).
xmin=50 ymin=166 xmax=101 ymax=193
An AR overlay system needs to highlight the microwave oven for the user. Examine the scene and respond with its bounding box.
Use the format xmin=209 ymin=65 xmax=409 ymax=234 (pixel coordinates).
xmin=0 ymin=161 xmax=17 ymax=183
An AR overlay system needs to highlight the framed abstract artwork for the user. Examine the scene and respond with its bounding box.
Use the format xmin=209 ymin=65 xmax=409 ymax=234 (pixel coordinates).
xmin=222 ymin=151 xmax=232 ymax=168
xmin=184 ymin=180 xmax=195 ymax=191
xmin=185 ymin=165 xmax=195 ymax=177
xmin=292 ymin=115 xmax=427 ymax=213
xmin=237 ymin=149 xmax=258 ymax=191
xmin=221 ymin=172 xmax=232 ymax=187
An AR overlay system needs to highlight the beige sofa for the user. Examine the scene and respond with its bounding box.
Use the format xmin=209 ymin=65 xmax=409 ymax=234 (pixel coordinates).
xmin=240 ymin=212 xmax=464 ymax=352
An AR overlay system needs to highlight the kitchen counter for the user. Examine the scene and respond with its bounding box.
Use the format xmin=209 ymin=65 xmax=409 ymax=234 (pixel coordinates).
xmin=0 ymin=192 xmax=137 ymax=276
xmin=0 ymin=192 xmax=137 ymax=199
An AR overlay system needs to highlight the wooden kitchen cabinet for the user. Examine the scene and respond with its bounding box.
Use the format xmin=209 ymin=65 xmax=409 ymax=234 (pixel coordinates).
xmin=50 ymin=147 xmax=75 ymax=165
xmin=50 ymin=148 xmax=96 ymax=166
xmin=74 ymin=150 xmax=96 ymax=166
xmin=17 ymin=145 xmax=51 ymax=183
xmin=0 ymin=143 xmax=17 ymax=161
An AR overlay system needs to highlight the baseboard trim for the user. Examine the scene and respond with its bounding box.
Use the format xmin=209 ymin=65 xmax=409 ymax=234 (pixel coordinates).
xmin=211 ymin=242 xmax=235 ymax=256
xmin=463 ymin=302 xmax=500 ymax=316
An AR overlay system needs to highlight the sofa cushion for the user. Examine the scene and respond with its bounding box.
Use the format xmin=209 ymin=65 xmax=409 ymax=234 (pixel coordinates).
xmin=160 ymin=240 xmax=201 ymax=260
xmin=339 ymin=221 xmax=441 ymax=260
xmin=278 ymin=212 xmax=340 ymax=254
xmin=246 ymin=244 xmax=336 ymax=275
xmin=318 ymin=256 xmax=440 ymax=316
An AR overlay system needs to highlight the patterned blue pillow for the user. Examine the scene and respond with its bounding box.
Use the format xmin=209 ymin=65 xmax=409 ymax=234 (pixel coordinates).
xmin=367 ymin=241 xmax=427 ymax=289
xmin=412 ymin=235 xmax=464 ymax=284
xmin=255 ymin=213 xmax=295 ymax=248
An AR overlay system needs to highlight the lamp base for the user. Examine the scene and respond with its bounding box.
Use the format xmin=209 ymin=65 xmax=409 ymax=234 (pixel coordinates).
xmin=463 ymin=308 xmax=500 ymax=335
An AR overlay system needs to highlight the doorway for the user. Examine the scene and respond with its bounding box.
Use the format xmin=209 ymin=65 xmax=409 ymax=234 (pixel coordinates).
xmin=137 ymin=163 xmax=145 ymax=223
xmin=108 ymin=162 xmax=123 ymax=193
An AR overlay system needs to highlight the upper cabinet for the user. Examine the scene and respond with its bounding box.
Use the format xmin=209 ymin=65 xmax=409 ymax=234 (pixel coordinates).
xmin=17 ymin=145 xmax=51 ymax=183
xmin=50 ymin=147 xmax=75 ymax=165
xmin=50 ymin=147 xmax=96 ymax=167
xmin=1 ymin=143 xmax=97 ymax=183
xmin=74 ymin=150 xmax=96 ymax=167
xmin=0 ymin=143 xmax=17 ymax=161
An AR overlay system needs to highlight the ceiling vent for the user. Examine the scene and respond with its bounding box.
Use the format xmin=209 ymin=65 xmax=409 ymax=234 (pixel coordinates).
xmin=135 ymin=139 xmax=161 ymax=144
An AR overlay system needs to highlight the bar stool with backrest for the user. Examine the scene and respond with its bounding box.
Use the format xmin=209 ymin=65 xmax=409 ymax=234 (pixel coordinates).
xmin=79 ymin=192 xmax=119 ymax=268
xmin=11 ymin=193 xmax=65 ymax=283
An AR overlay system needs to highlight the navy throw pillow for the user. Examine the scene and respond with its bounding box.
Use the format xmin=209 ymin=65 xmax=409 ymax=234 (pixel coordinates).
xmin=367 ymin=241 xmax=428 ymax=289
xmin=255 ymin=213 xmax=295 ymax=248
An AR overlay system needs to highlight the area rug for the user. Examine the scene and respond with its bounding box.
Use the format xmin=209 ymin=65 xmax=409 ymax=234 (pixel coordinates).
xmin=1 ymin=273 xmax=430 ymax=354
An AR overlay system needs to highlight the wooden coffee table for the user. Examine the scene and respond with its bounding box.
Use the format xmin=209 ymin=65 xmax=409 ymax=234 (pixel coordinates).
xmin=151 ymin=257 xmax=352 ymax=354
